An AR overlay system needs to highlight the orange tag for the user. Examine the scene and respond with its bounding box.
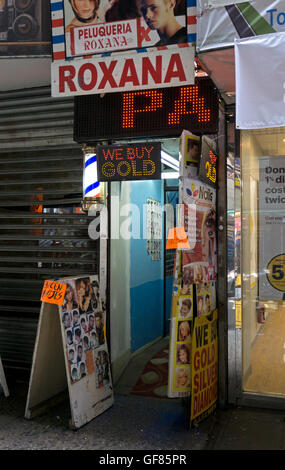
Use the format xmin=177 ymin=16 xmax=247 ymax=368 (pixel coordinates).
xmin=41 ymin=280 xmax=67 ymax=306
xmin=166 ymin=227 xmax=190 ymax=250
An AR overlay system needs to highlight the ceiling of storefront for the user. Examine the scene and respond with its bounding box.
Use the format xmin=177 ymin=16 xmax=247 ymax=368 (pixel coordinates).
xmin=198 ymin=47 xmax=235 ymax=105
xmin=0 ymin=57 xmax=51 ymax=91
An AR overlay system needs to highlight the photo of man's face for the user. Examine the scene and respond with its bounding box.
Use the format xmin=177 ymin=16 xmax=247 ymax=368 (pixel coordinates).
xmin=139 ymin=0 xmax=174 ymax=32
xmin=187 ymin=140 xmax=199 ymax=162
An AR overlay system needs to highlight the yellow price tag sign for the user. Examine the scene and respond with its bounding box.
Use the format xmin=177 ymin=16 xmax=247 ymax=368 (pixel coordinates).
xmin=267 ymin=254 xmax=285 ymax=292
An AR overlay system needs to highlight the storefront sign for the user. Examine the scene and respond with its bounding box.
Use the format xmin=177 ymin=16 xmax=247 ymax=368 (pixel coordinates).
xmin=51 ymin=46 xmax=195 ymax=97
xmin=235 ymin=32 xmax=285 ymax=129
xmin=97 ymin=143 xmax=161 ymax=182
xmin=190 ymin=309 xmax=218 ymax=427
xmin=51 ymin=0 xmax=189 ymax=60
xmin=74 ymin=78 xmax=219 ymax=141
xmin=199 ymin=137 xmax=218 ymax=187
xmin=259 ymin=156 xmax=285 ymax=300
xmin=197 ymin=0 xmax=280 ymax=52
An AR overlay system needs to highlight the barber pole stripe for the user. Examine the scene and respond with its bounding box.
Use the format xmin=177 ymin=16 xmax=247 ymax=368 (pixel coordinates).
xmin=50 ymin=0 xmax=197 ymax=61
xmin=187 ymin=0 xmax=197 ymax=43
xmin=50 ymin=0 xmax=65 ymax=61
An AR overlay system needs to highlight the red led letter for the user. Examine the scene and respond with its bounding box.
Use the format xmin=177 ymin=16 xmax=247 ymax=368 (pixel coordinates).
xmin=168 ymin=86 xmax=211 ymax=125
xmin=122 ymin=90 xmax=163 ymax=128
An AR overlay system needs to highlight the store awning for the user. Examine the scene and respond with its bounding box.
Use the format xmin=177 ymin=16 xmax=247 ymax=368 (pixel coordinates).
xmin=235 ymin=31 xmax=285 ymax=129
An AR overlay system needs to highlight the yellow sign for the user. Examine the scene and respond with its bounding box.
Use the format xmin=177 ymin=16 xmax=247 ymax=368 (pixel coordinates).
xmin=41 ymin=280 xmax=67 ymax=306
xmin=235 ymin=300 xmax=242 ymax=329
xmin=190 ymin=309 xmax=218 ymax=427
xmin=267 ymin=254 xmax=285 ymax=292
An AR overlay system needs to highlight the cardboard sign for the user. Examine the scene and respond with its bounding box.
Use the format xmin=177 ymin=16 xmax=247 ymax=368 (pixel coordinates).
xmin=97 ymin=143 xmax=161 ymax=182
xmin=26 ymin=275 xmax=114 ymax=429
xmin=166 ymin=227 xmax=190 ymax=250
xmin=41 ymin=280 xmax=67 ymax=306
xmin=190 ymin=309 xmax=218 ymax=427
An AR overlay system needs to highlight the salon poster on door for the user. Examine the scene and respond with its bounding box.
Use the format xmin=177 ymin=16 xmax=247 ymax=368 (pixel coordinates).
xmin=181 ymin=178 xmax=217 ymax=284
xmin=190 ymin=309 xmax=218 ymax=428
xmin=259 ymin=156 xmax=285 ymax=300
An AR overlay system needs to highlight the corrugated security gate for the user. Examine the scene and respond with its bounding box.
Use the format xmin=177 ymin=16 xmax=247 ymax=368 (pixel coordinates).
xmin=0 ymin=86 xmax=100 ymax=372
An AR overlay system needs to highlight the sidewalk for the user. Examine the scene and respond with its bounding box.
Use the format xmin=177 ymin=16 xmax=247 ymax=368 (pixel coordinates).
xmin=205 ymin=404 xmax=285 ymax=450
xmin=2 ymin=376 xmax=285 ymax=451
xmin=0 ymin=378 xmax=212 ymax=451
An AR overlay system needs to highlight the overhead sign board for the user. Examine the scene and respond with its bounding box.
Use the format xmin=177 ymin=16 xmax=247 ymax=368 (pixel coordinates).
xmin=197 ymin=0 xmax=280 ymax=52
xmin=74 ymin=78 xmax=219 ymax=142
xmin=97 ymin=143 xmax=161 ymax=182
xmin=51 ymin=46 xmax=195 ymax=97
xmin=51 ymin=0 xmax=193 ymax=61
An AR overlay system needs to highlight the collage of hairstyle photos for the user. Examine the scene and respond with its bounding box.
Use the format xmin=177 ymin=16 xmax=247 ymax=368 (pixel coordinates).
xmin=94 ymin=346 xmax=112 ymax=390
xmin=173 ymin=284 xmax=193 ymax=393
xmin=196 ymin=282 xmax=212 ymax=317
xmin=61 ymin=276 xmax=109 ymax=385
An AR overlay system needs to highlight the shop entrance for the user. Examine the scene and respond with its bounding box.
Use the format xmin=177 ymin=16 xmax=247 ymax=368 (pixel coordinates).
xmin=109 ymin=138 xmax=179 ymax=394
xmin=232 ymin=126 xmax=285 ymax=405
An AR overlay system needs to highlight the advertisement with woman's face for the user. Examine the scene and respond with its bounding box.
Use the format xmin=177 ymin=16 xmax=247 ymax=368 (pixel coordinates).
xmin=62 ymin=0 xmax=187 ymax=58
xmin=182 ymin=177 xmax=217 ymax=284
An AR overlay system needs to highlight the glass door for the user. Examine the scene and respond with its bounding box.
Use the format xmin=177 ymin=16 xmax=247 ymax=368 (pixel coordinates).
xmin=240 ymin=127 xmax=285 ymax=400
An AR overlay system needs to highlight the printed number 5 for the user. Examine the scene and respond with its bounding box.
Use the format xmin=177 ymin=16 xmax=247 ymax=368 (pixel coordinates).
xmin=272 ymin=264 xmax=284 ymax=280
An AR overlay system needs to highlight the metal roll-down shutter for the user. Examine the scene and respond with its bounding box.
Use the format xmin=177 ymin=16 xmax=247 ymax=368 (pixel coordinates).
xmin=0 ymin=86 xmax=100 ymax=371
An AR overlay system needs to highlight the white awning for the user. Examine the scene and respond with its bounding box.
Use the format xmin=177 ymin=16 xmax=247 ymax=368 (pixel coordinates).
xmin=235 ymin=31 xmax=285 ymax=129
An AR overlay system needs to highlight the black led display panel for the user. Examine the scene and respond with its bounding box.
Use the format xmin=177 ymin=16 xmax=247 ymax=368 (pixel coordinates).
xmin=74 ymin=77 xmax=218 ymax=142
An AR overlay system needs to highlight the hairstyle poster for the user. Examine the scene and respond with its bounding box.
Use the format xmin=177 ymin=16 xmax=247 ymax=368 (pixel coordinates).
xmin=61 ymin=0 xmax=187 ymax=59
xmin=59 ymin=275 xmax=113 ymax=428
xmin=181 ymin=177 xmax=217 ymax=284
xmin=167 ymin=282 xmax=193 ymax=398
xmin=61 ymin=275 xmax=107 ymax=385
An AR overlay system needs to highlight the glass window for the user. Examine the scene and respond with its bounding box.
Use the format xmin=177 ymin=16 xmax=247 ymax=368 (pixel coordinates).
xmin=241 ymin=127 xmax=285 ymax=396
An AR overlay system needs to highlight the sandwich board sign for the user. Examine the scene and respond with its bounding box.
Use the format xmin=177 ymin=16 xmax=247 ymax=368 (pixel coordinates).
xmin=25 ymin=274 xmax=113 ymax=429
xmin=0 ymin=356 xmax=9 ymax=397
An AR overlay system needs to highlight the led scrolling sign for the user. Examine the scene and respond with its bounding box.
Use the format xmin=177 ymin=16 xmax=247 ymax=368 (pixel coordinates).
xmin=74 ymin=78 xmax=218 ymax=142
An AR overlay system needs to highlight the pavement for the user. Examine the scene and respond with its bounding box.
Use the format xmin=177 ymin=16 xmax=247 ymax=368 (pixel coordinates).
xmin=1 ymin=375 xmax=285 ymax=452
xmin=1 ymin=336 xmax=285 ymax=453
